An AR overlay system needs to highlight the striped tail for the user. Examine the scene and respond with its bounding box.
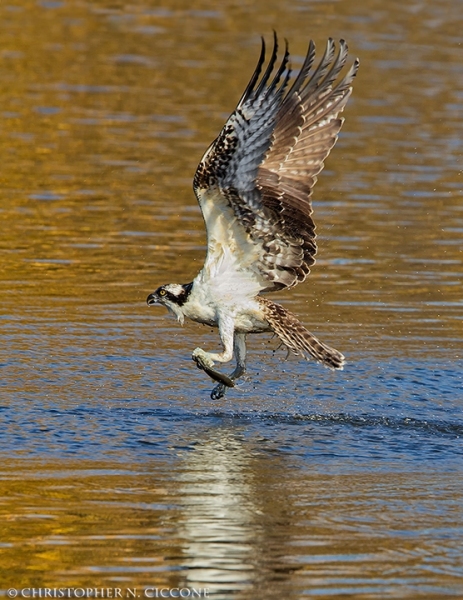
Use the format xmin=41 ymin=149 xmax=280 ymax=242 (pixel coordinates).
xmin=258 ymin=297 xmax=345 ymax=370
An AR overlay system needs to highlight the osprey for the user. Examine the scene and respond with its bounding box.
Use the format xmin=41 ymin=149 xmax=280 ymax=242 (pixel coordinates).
xmin=147 ymin=34 xmax=359 ymax=399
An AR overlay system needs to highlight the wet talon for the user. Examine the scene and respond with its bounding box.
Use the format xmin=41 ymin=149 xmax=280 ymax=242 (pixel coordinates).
xmin=192 ymin=351 xmax=235 ymax=389
xmin=192 ymin=347 xmax=214 ymax=369
xmin=211 ymin=383 xmax=227 ymax=400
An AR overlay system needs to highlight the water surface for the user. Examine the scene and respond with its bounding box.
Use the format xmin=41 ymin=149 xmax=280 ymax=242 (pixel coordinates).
xmin=1 ymin=0 xmax=462 ymax=598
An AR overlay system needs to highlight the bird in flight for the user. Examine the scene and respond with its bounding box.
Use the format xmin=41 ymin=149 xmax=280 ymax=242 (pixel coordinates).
xmin=147 ymin=34 xmax=359 ymax=399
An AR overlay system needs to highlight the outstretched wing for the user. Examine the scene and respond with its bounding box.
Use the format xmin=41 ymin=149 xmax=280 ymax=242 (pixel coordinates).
xmin=193 ymin=34 xmax=359 ymax=293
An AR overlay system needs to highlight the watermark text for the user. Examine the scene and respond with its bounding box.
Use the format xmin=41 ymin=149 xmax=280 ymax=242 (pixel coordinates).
xmin=7 ymin=589 xmax=209 ymax=599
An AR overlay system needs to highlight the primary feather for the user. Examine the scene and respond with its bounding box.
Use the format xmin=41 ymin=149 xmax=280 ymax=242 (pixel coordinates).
xmin=193 ymin=34 xmax=359 ymax=292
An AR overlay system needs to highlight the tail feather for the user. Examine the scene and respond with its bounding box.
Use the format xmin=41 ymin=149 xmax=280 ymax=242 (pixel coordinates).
xmin=259 ymin=297 xmax=345 ymax=370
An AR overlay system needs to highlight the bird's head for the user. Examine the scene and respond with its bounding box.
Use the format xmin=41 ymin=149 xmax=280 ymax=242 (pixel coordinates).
xmin=146 ymin=282 xmax=193 ymax=324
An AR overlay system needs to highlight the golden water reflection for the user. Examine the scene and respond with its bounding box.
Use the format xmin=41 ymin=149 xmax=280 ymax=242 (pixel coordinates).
xmin=1 ymin=444 xmax=462 ymax=597
xmin=1 ymin=0 xmax=462 ymax=352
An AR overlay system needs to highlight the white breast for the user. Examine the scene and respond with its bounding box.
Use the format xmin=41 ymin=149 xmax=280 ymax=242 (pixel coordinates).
xmin=184 ymin=272 xmax=270 ymax=333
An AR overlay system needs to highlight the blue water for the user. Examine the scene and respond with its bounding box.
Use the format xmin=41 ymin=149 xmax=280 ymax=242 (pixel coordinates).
xmin=2 ymin=308 xmax=462 ymax=473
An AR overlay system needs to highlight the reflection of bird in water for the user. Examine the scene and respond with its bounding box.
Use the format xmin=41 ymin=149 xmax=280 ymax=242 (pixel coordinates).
xmin=176 ymin=431 xmax=257 ymax=594
xmin=147 ymin=34 xmax=359 ymax=398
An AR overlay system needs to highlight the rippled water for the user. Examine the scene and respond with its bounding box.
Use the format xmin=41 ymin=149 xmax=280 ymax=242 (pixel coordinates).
xmin=1 ymin=0 xmax=463 ymax=598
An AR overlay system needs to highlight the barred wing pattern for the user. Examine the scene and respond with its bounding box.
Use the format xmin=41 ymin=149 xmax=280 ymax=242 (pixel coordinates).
xmin=193 ymin=34 xmax=358 ymax=292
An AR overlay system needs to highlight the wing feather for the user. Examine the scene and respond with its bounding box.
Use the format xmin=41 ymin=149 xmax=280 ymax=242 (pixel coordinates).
xmin=193 ymin=35 xmax=358 ymax=292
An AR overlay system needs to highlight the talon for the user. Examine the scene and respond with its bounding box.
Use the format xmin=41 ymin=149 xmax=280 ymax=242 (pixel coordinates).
xmin=211 ymin=384 xmax=226 ymax=400
xmin=192 ymin=351 xmax=235 ymax=388
xmin=192 ymin=347 xmax=214 ymax=369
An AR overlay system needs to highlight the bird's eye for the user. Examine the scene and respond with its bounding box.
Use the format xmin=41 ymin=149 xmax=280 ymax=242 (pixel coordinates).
xmin=159 ymin=289 xmax=166 ymax=296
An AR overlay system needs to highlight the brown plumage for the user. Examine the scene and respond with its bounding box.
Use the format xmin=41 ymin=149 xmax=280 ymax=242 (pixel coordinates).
xmin=258 ymin=297 xmax=345 ymax=370
xmin=257 ymin=38 xmax=358 ymax=290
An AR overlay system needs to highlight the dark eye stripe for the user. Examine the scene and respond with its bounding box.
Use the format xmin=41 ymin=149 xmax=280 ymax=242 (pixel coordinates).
xmin=164 ymin=283 xmax=193 ymax=306
xmin=165 ymin=291 xmax=183 ymax=305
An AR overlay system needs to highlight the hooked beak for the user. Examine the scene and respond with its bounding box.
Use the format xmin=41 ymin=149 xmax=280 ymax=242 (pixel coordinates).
xmin=146 ymin=292 xmax=158 ymax=306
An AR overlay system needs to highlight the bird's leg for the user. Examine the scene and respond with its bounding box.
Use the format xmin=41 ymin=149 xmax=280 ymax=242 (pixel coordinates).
xmin=192 ymin=314 xmax=235 ymax=388
xmin=211 ymin=333 xmax=247 ymax=400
